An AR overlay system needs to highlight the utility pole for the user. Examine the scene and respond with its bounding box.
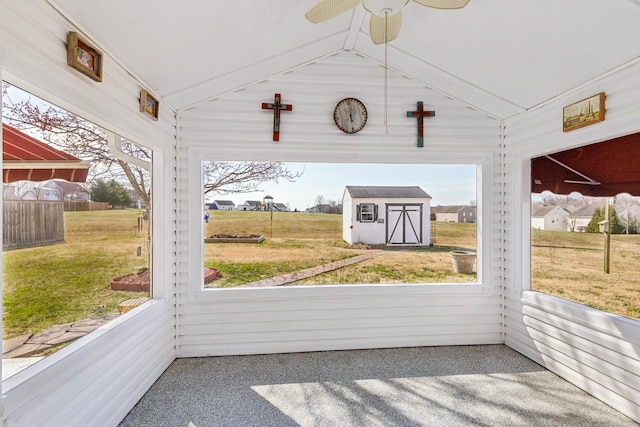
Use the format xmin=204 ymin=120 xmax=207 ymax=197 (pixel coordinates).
xmin=603 ymin=200 xmax=611 ymax=274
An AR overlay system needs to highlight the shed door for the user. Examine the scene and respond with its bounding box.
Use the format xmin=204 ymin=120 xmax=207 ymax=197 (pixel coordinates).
xmin=386 ymin=203 xmax=423 ymax=245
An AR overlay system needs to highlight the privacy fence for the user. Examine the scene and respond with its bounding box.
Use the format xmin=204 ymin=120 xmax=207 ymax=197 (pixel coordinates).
xmin=3 ymin=200 xmax=64 ymax=249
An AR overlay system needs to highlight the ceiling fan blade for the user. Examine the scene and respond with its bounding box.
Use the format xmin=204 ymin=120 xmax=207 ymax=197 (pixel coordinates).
xmin=370 ymin=10 xmax=402 ymax=45
xmin=305 ymin=0 xmax=361 ymax=23
xmin=411 ymin=0 xmax=470 ymax=9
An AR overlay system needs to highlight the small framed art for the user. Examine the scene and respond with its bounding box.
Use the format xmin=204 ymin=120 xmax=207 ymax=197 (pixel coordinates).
xmin=562 ymin=92 xmax=605 ymax=132
xmin=67 ymin=31 xmax=103 ymax=82
xmin=140 ymin=90 xmax=159 ymax=121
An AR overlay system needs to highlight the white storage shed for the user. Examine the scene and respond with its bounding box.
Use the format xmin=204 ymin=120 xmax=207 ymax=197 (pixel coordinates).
xmin=342 ymin=186 xmax=431 ymax=246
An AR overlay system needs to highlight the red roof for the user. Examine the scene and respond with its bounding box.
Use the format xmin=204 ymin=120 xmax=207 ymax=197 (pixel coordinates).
xmin=2 ymin=123 xmax=89 ymax=183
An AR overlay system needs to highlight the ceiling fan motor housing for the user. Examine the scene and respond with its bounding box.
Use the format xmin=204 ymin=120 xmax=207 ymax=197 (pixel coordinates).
xmin=363 ymin=0 xmax=410 ymax=16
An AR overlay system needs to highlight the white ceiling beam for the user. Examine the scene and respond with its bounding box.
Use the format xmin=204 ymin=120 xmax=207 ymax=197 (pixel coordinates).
xmin=344 ymin=6 xmax=368 ymax=50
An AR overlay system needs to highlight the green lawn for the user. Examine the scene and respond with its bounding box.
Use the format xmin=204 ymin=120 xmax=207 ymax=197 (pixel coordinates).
xmin=3 ymin=209 xmax=148 ymax=338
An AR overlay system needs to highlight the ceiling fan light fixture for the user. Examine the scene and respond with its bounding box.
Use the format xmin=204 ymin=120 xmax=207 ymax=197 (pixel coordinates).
xmin=363 ymin=0 xmax=409 ymax=17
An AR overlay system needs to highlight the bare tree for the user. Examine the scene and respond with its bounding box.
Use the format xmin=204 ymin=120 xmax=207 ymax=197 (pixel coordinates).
xmin=2 ymin=83 xmax=150 ymax=205
xmin=328 ymin=199 xmax=338 ymax=214
xmin=202 ymin=161 xmax=302 ymax=196
xmin=314 ymin=194 xmax=326 ymax=212
xmin=30 ymin=185 xmax=50 ymax=200
xmin=615 ymin=193 xmax=637 ymax=234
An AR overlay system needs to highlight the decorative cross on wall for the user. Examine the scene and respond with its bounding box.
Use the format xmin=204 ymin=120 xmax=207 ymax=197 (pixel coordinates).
xmin=261 ymin=93 xmax=293 ymax=142
xmin=406 ymin=101 xmax=435 ymax=148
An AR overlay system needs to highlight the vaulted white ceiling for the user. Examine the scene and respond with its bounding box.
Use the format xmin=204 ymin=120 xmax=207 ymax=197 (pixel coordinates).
xmin=50 ymin=0 xmax=640 ymax=119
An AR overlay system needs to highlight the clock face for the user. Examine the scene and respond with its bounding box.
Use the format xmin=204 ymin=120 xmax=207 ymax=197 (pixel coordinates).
xmin=333 ymin=98 xmax=368 ymax=134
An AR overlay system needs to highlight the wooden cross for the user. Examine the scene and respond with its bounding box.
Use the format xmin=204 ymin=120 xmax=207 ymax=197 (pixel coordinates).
xmin=262 ymin=93 xmax=293 ymax=142
xmin=406 ymin=101 xmax=435 ymax=148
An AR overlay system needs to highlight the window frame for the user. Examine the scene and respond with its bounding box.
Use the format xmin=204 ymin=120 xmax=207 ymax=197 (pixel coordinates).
xmin=357 ymin=203 xmax=377 ymax=223
xmin=189 ymin=149 xmax=494 ymax=298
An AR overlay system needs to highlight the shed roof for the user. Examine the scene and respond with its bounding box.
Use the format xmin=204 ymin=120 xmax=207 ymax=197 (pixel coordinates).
xmin=214 ymin=200 xmax=235 ymax=206
xmin=431 ymin=205 xmax=472 ymax=214
xmin=345 ymin=186 xmax=431 ymax=199
xmin=571 ymin=203 xmax=604 ymax=218
xmin=531 ymin=205 xmax=569 ymax=218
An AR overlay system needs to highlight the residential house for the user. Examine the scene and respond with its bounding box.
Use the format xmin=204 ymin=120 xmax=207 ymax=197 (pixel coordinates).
xmin=212 ymin=200 xmax=235 ymax=211
xmin=431 ymin=205 xmax=476 ymax=223
xmin=531 ymin=205 xmax=571 ymax=231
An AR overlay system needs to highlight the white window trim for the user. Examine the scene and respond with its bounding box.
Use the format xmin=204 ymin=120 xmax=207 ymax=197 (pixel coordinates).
xmin=187 ymin=148 xmax=496 ymax=301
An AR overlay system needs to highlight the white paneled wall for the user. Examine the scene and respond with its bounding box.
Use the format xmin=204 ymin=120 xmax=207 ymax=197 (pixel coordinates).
xmin=504 ymin=60 xmax=640 ymax=422
xmin=0 ymin=1 xmax=176 ymax=426
xmin=176 ymin=51 xmax=504 ymax=358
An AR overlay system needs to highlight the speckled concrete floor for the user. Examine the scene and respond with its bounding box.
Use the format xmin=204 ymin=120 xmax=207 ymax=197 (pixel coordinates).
xmin=119 ymin=345 xmax=638 ymax=427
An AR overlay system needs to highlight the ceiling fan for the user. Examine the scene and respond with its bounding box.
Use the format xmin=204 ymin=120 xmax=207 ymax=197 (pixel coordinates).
xmin=305 ymin=0 xmax=470 ymax=45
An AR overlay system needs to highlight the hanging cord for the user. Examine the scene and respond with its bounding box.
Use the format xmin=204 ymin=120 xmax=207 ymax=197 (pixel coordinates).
xmin=384 ymin=9 xmax=389 ymax=134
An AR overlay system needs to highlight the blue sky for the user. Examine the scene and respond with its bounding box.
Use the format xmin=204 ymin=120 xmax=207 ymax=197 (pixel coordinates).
xmin=216 ymin=163 xmax=477 ymax=211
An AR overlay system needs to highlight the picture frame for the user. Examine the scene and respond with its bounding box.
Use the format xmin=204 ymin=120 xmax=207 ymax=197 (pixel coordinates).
xmin=562 ymin=92 xmax=605 ymax=132
xmin=139 ymin=90 xmax=160 ymax=121
xmin=66 ymin=31 xmax=103 ymax=82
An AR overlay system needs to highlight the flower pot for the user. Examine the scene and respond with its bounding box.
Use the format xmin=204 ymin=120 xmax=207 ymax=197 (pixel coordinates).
xmin=450 ymin=250 xmax=476 ymax=274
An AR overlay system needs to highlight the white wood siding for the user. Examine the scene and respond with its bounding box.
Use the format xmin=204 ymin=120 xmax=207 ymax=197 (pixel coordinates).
xmin=503 ymin=60 xmax=640 ymax=422
xmin=1 ymin=303 xmax=174 ymax=426
xmin=0 ymin=2 xmax=177 ymax=425
xmin=176 ymin=51 xmax=503 ymax=358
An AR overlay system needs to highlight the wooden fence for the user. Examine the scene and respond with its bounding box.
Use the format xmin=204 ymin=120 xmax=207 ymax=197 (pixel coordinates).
xmin=63 ymin=201 xmax=109 ymax=211
xmin=3 ymin=200 xmax=64 ymax=248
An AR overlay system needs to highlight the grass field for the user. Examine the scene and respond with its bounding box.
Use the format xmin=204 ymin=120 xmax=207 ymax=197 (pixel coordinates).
xmin=204 ymin=210 xmax=477 ymax=288
xmin=4 ymin=208 xmax=638 ymax=346
xmin=532 ymin=229 xmax=640 ymax=320
xmin=2 ymin=209 xmax=148 ymax=339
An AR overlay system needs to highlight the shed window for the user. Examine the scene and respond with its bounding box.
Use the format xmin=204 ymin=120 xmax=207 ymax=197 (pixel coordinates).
xmin=357 ymin=203 xmax=377 ymax=222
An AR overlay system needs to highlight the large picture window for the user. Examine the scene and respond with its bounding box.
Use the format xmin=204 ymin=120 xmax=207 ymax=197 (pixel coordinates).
xmin=201 ymin=161 xmax=478 ymax=288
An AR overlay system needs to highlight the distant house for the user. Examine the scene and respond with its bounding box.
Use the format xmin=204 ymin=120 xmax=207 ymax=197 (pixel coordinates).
xmin=342 ymin=185 xmax=431 ymax=246
xmin=531 ymin=205 xmax=571 ymax=231
xmin=42 ymin=180 xmax=89 ymax=201
xmin=304 ymin=203 xmax=342 ymax=214
xmin=236 ymin=203 xmax=252 ymax=211
xmin=212 ymin=200 xmax=235 ymax=211
xmin=273 ymin=202 xmax=289 ymax=212
xmin=431 ymin=205 xmax=476 ymax=223
xmin=244 ymin=200 xmax=262 ymax=210
xmin=570 ymin=203 xmax=603 ymax=232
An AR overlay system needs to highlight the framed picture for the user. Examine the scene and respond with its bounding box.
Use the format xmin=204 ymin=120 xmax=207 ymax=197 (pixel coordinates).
xmin=140 ymin=90 xmax=159 ymax=120
xmin=66 ymin=31 xmax=103 ymax=82
xmin=562 ymin=92 xmax=605 ymax=132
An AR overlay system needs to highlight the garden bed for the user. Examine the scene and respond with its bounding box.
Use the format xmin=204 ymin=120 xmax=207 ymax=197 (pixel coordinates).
xmin=205 ymin=234 xmax=265 ymax=243
xmin=111 ymin=266 xmax=221 ymax=292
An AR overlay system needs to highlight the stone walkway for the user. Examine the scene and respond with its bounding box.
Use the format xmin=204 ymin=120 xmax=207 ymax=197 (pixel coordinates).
xmin=236 ymin=251 xmax=385 ymax=287
xmin=2 ymin=314 xmax=120 ymax=359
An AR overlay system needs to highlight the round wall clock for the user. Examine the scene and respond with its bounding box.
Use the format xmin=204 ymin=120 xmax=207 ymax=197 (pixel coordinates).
xmin=333 ymin=98 xmax=368 ymax=134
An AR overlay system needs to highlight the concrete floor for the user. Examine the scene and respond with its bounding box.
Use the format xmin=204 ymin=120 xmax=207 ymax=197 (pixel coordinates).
xmin=119 ymin=345 xmax=638 ymax=427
